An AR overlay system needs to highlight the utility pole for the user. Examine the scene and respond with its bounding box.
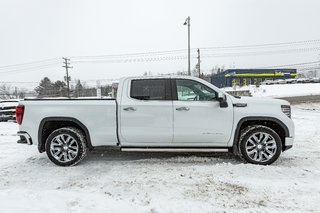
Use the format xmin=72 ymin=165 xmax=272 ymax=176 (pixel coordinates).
xmin=96 ymin=80 xmax=101 ymax=98
xmin=197 ymin=48 xmax=201 ymax=78
xmin=15 ymin=87 xmax=18 ymax=99
xmin=62 ymin=57 xmax=72 ymax=98
xmin=184 ymin=16 xmax=191 ymax=76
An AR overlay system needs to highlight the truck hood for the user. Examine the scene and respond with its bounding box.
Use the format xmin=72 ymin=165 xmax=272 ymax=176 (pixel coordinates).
xmin=229 ymin=95 xmax=290 ymax=106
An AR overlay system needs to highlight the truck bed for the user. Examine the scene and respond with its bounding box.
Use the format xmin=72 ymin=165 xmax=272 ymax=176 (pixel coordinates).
xmin=20 ymin=99 xmax=118 ymax=147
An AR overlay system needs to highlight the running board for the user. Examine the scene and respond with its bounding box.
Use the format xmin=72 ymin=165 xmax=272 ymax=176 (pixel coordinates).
xmin=121 ymin=148 xmax=229 ymax=152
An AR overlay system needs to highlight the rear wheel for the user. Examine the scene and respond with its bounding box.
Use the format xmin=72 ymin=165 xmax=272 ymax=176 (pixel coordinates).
xmin=239 ymin=125 xmax=282 ymax=165
xmin=45 ymin=127 xmax=87 ymax=166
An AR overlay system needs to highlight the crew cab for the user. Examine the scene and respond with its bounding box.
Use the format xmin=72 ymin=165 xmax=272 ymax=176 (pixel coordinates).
xmin=16 ymin=76 xmax=294 ymax=166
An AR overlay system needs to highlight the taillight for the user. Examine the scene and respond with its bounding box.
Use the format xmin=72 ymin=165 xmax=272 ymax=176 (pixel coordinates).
xmin=16 ymin=105 xmax=24 ymax=124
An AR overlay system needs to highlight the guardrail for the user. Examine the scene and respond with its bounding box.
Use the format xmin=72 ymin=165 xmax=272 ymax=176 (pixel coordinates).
xmin=277 ymin=95 xmax=320 ymax=104
xmin=225 ymin=90 xmax=252 ymax=97
xmin=225 ymin=90 xmax=320 ymax=104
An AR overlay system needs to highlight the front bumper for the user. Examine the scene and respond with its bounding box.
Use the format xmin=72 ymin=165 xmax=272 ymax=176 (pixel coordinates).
xmin=17 ymin=131 xmax=33 ymax=145
xmin=284 ymin=137 xmax=294 ymax=151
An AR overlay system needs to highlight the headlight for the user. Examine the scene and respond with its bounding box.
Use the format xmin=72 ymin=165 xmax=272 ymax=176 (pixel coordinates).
xmin=281 ymin=105 xmax=291 ymax=118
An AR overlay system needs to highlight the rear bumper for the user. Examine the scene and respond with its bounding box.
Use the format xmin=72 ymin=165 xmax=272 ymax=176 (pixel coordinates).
xmin=0 ymin=116 xmax=15 ymax=121
xmin=284 ymin=137 xmax=294 ymax=151
xmin=17 ymin=131 xmax=33 ymax=145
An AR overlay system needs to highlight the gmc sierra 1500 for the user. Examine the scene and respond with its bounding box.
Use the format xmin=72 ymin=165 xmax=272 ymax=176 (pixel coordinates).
xmin=16 ymin=76 xmax=294 ymax=166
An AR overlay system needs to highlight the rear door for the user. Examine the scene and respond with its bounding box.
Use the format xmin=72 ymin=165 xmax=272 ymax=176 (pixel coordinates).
xmin=119 ymin=78 xmax=173 ymax=144
xmin=172 ymin=78 xmax=234 ymax=145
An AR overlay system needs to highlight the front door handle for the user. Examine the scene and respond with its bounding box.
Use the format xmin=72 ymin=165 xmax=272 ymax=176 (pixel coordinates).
xmin=176 ymin=107 xmax=190 ymax=111
xmin=123 ymin=107 xmax=136 ymax=111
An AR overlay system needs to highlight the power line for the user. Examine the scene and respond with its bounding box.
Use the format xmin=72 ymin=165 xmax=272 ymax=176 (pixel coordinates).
xmin=69 ymin=39 xmax=320 ymax=60
xmin=0 ymin=81 xmax=38 ymax=84
xmin=0 ymin=63 xmax=60 ymax=74
xmin=0 ymin=58 xmax=60 ymax=70
xmin=254 ymin=61 xmax=319 ymax=69
xmin=201 ymin=46 xmax=320 ymax=58
xmin=72 ymin=55 xmax=189 ymax=64
xmin=0 ymin=39 xmax=320 ymax=74
xmin=70 ymin=47 xmax=320 ymax=64
xmin=201 ymin=39 xmax=320 ymax=51
xmin=70 ymin=49 xmax=187 ymax=59
xmin=79 ymin=78 xmax=120 ymax=83
xmin=2 ymin=46 xmax=318 ymax=69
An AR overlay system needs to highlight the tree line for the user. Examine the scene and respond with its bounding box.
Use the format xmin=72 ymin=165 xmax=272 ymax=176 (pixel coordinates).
xmin=35 ymin=77 xmax=113 ymax=98
xmin=0 ymin=84 xmax=26 ymax=100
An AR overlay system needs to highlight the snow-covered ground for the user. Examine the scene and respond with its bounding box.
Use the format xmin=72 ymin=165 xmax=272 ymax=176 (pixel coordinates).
xmin=224 ymin=83 xmax=320 ymax=98
xmin=0 ymin=104 xmax=320 ymax=212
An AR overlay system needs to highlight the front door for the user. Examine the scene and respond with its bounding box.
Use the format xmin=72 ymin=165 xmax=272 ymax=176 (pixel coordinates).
xmin=172 ymin=79 xmax=234 ymax=145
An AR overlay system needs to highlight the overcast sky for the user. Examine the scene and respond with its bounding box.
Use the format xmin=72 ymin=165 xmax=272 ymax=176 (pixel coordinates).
xmin=1 ymin=0 xmax=320 ymax=85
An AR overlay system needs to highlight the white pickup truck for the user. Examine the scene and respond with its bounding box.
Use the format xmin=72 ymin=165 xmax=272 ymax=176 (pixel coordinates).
xmin=16 ymin=76 xmax=294 ymax=166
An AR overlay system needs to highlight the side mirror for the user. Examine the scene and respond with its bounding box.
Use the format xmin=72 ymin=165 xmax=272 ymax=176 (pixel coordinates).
xmin=217 ymin=92 xmax=228 ymax=108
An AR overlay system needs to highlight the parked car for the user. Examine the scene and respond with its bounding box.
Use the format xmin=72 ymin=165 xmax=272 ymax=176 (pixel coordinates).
xmin=261 ymin=80 xmax=274 ymax=85
xmin=297 ymin=78 xmax=311 ymax=83
xmin=273 ymin=79 xmax=286 ymax=84
xmin=310 ymin=78 xmax=320 ymax=83
xmin=0 ymin=100 xmax=19 ymax=122
xmin=16 ymin=76 xmax=294 ymax=166
xmin=285 ymin=79 xmax=297 ymax=84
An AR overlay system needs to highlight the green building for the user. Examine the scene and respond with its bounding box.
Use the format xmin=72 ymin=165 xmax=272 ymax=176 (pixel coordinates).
xmin=211 ymin=69 xmax=297 ymax=88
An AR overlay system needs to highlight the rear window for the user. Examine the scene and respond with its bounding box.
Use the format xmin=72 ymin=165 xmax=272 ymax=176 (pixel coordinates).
xmin=130 ymin=79 xmax=168 ymax=100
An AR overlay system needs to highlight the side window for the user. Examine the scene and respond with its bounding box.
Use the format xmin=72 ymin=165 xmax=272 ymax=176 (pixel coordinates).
xmin=176 ymin=79 xmax=217 ymax=101
xmin=130 ymin=79 xmax=168 ymax=100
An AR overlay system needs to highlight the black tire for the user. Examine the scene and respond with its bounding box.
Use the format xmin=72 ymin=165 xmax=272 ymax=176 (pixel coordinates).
xmin=45 ymin=127 xmax=87 ymax=166
xmin=239 ymin=125 xmax=282 ymax=165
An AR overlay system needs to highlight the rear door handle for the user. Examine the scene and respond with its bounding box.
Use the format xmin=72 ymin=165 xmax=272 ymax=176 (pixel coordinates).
xmin=176 ymin=107 xmax=190 ymax=111
xmin=123 ymin=107 xmax=136 ymax=111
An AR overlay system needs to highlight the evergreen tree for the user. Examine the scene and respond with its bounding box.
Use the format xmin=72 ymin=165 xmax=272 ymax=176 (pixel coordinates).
xmin=35 ymin=77 xmax=68 ymax=97
xmin=74 ymin=80 xmax=84 ymax=97
xmin=53 ymin=81 xmax=67 ymax=97
xmin=35 ymin=77 xmax=53 ymax=98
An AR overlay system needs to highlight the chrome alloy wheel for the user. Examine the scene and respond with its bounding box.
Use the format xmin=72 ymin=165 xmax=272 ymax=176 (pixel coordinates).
xmin=50 ymin=134 xmax=79 ymax=163
xmin=245 ymin=132 xmax=277 ymax=163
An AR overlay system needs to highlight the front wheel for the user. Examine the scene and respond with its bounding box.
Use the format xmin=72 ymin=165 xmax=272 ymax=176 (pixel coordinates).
xmin=45 ymin=127 xmax=87 ymax=166
xmin=239 ymin=125 xmax=282 ymax=165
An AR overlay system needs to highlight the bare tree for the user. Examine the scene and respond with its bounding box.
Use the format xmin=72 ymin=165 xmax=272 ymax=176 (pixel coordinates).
xmin=0 ymin=84 xmax=11 ymax=99
xmin=210 ymin=65 xmax=226 ymax=75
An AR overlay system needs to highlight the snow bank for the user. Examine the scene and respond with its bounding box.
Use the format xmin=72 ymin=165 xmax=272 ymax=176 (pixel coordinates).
xmin=0 ymin=105 xmax=320 ymax=212
xmin=224 ymin=83 xmax=320 ymax=98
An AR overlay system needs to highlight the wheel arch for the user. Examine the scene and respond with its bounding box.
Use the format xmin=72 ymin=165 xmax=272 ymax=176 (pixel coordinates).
xmin=232 ymin=116 xmax=289 ymax=155
xmin=38 ymin=117 xmax=93 ymax=153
